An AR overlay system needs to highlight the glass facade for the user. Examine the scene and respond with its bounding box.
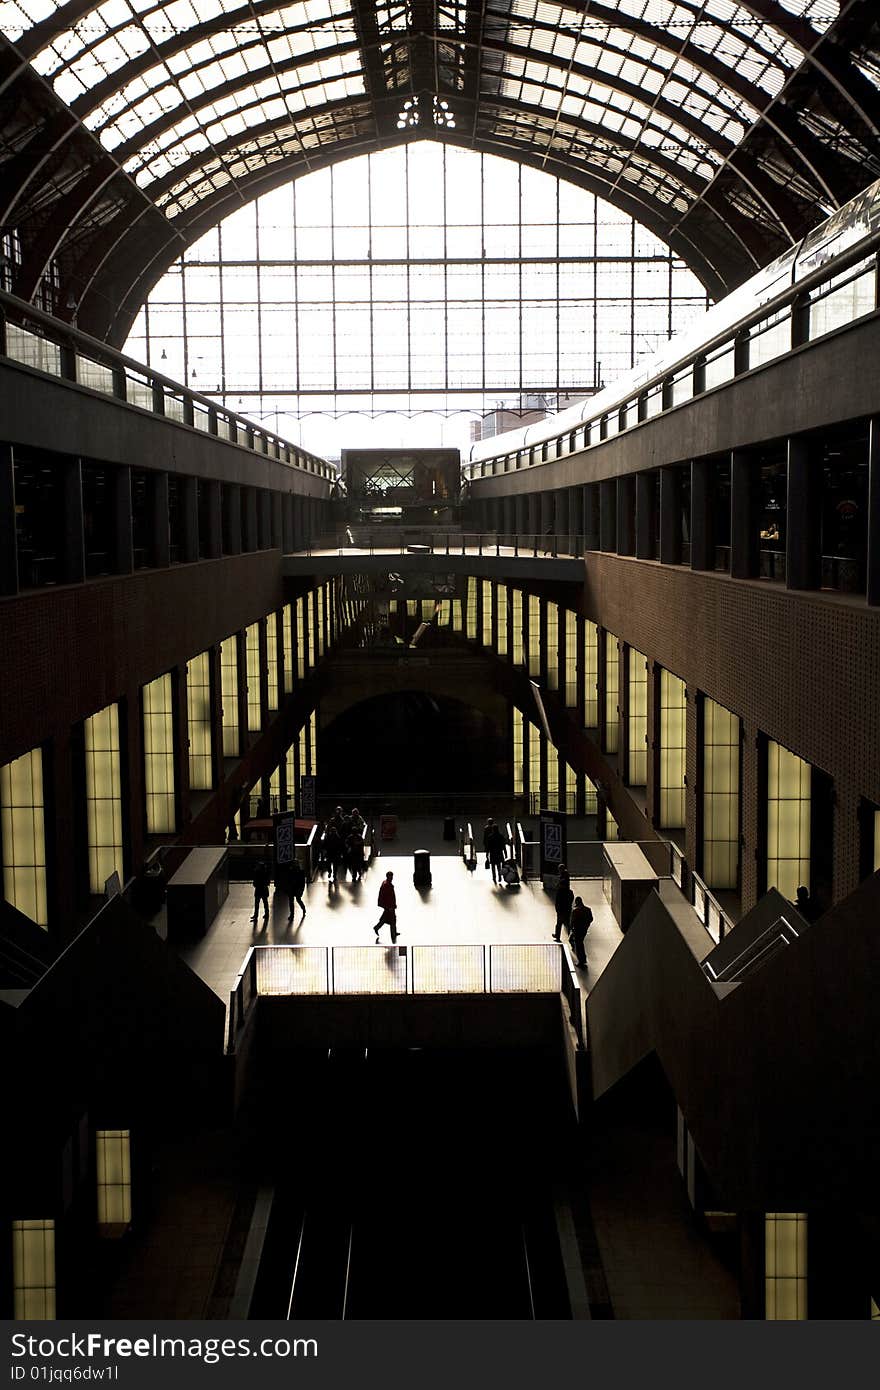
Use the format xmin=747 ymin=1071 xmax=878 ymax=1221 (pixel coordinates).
xmin=245 ymin=623 xmax=262 ymax=733
xmin=125 ymin=145 xmax=708 ymax=456
xmin=496 ymin=584 xmax=508 ymax=658
xmin=142 ymin=673 xmax=176 ymax=834
xmin=0 ymin=747 xmax=47 ymax=926
xmin=513 ymin=707 xmax=524 ymax=797
xmin=766 ymin=741 xmax=811 ymax=900
xmin=564 ymin=612 xmax=578 ymax=708
xmin=283 ymin=604 xmax=294 ymax=694
xmin=604 ymin=634 xmax=619 ymax=754
xmin=584 ymin=621 xmax=599 ymax=729
xmin=466 ymin=577 xmax=478 ymax=641
xmin=266 ymin=613 xmax=279 ymax=712
xmin=12 ymin=1219 xmax=55 ymax=1319
xmin=702 ymin=698 xmax=740 ymax=890
xmin=482 ymin=580 xmax=493 ymax=649
xmin=96 ymin=1130 xmax=132 ymax=1228
xmin=84 ymin=703 xmax=124 ymax=894
xmin=527 ymin=595 xmax=541 ymax=678
xmin=512 ymin=590 xmax=524 ymax=666
xmin=545 ymin=602 xmax=559 ymax=691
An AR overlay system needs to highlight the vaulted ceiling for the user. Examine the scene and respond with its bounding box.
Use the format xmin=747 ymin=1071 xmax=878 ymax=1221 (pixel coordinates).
xmin=1 ymin=0 xmax=879 ymax=343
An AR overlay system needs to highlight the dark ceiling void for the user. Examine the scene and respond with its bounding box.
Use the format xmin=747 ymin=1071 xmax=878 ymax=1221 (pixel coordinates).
xmin=1 ymin=0 xmax=878 ymax=341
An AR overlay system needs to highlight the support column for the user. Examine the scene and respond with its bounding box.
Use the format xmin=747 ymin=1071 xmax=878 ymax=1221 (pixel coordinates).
xmin=180 ymin=475 xmax=199 ymax=564
xmin=867 ymin=417 xmax=880 ymax=606
xmin=616 ymin=475 xmax=635 ymax=555
xmin=690 ymin=458 xmax=714 ymax=571
xmin=243 ymin=487 xmax=258 ymax=552
xmin=659 ymin=466 xmax=682 ymax=565
xmin=112 ymin=465 xmax=134 ymax=575
xmin=786 ymin=435 xmax=821 ymax=591
xmin=62 ymin=457 xmax=86 ymax=585
xmin=151 ymin=470 xmax=170 ymax=569
xmin=283 ymin=495 xmax=296 ymax=553
xmin=730 ymin=449 xmax=759 ymax=579
xmin=271 ymin=493 xmax=283 ymax=551
xmin=584 ymin=484 xmax=600 ymax=550
xmin=599 ymin=479 xmax=617 ymax=551
xmin=635 ymin=472 xmax=656 ymax=560
xmin=224 ymin=484 xmax=242 ymax=555
xmin=258 ymin=489 xmax=272 ymax=549
xmin=204 ymin=480 xmax=222 ymax=559
xmin=0 ymin=443 xmax=18 ymax=595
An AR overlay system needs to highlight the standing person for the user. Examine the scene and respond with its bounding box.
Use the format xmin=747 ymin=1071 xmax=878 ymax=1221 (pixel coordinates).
xmin=252 ymin=859 xmax=270 ymax=923
xmin=373 ymin=870 xmax=398 ymax=943
xmin=347 ymin=828 xmax=365 ymax=882
xmin=324 ymin=823 xmax=343 ymax=883
xmin=552 ymin=864 xmax=573 ymax=941
xmin=286 ymin=859 xmax=307 ymax=922
xmin=568 ymin=896 xmax=593 ymax=967
xmin=482 ymin=817 xmax=495 ymax=869
xmin=487 ymin=822 xmax=506 ymax=885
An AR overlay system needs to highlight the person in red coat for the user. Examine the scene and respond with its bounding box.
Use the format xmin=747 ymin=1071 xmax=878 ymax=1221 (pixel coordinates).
xmin=374 ymin=870 xmax=398 ymax=942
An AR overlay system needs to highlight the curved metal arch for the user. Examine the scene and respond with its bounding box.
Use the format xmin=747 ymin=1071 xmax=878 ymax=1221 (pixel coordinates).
xmin=83 ymin=113 xmax=757 ymax=348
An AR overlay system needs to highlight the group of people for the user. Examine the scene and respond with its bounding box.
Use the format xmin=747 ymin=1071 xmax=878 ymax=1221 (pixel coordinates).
xmin=251 ymin=856 xmax=307 ymax=924
xmin=481 ymin=818 xmax=519 ymax=887
xmin=320 ymin=805 xmax=367 ymax=883
xmin=552 ymin=864 xmax=592 ymax=968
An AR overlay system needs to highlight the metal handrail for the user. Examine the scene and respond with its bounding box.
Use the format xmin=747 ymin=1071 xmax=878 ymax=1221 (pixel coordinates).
xmin=703 ymin=914 xmax=803 ymax=983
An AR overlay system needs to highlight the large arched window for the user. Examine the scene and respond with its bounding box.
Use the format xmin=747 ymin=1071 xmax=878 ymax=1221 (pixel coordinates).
xmin=125 ymin=142 xmax=709 ymax=455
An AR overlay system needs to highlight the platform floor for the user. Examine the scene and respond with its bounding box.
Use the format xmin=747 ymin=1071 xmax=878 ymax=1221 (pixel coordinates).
xmin=179 ymin=825 xmax=622 ymax=1008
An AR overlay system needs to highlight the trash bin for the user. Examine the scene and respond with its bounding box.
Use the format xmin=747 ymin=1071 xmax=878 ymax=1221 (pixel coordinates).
xmin=443 ymin=815 xmax=456 ymax=841
xmin=413 ymin=848 xmax=432 ymax=888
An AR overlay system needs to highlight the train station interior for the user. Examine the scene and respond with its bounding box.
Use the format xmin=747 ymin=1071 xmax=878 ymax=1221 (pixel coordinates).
xmin=1 ymin=0 xmax=880 ymax=1321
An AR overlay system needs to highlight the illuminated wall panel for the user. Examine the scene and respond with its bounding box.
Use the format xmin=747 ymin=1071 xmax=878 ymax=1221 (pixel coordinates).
xmin=186 ymin=650 xmax=213 ymax=792
xmin=142 ymin=674 xmax=176 ymax=834
xmin=481 ymin=580 xmax=493 ymax=648
xmin=767 ymin=741 xmax=811 ymax=899
xmin=659 ymin=670 xmax=686 ymax=828
xmin=512 ymin=589 xmax=524 ymax=665
xmin=246 ymin=623 xmax=262 ymax=732
xmin=297 ymin=597 xmax=307 ymax=678
xmin=496 ymin=583 xmax=508 ymax=657
xmin=220 ymin=637 xmax=240 ymax=757
xmin=564 ymin=611 xmax=577 ymax=707
xmin=283 ymin=604 xmax=294 ymax=693
xmin=627 ymin=648 xmax=648 ymax=785
xmin=528 ymin=719 xmax=541 ymax=810
xmin=765 ymin=1213 xmax=807 ymax=1320
xmin=0 ymin=747 xmax=47 ymax=926
xmin=605 ymin=634 xmax=619 ymax=753
xmin=584 ymin=620 xmax=599 ymax=728
xmin=702 ymin=698 xmax=740 ymax=889
xmin=317 ymin=586 xmax=326 ymax=658
xmin=12 ymin=1219 xmax=55 ymax=1319
xmin=466 ymin=576 xmax=478 ymax=640
xmin=545 ymin=602 xmax=559 ymax=691
xmin=84 ymin=703 xmax=124 ymax=893
xmin=266 ymin=612 xmax=279 ymax=711
xmin=513 ymin=706 xmax=524 ymax=797
xmin=97 ymin=1130 xmax=132 ymax=1228
xmin=527 ymin=595 xmax=541 ymax=677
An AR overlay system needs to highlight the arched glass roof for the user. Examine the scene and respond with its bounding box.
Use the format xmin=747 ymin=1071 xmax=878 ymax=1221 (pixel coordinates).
xmin=1 ymin=0 xmax=878 ymax=339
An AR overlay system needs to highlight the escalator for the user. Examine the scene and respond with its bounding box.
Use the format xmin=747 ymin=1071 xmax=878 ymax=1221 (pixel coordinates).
xmin=247 ymin=1045 xmax=573 ymax=1319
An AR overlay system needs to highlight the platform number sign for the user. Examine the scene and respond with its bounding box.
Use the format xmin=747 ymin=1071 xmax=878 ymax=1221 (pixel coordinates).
xmin=274 ymin=811 xmax=296 ymax=866
xmin=539 ymin=809 xmax=568 ymax=878
xmin=300 ymin=774 xmax=317 ymax=819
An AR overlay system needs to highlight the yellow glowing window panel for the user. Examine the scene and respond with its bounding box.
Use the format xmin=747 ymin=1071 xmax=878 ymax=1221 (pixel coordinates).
xmin=297 ymin=597 xmax=307 ymax=679
xmin=564 ymin=763 xmax=577 ymax=816
xmin=309 ymin=710 xmax=318 ymax=775
xmin=584 ymin=620 xmax=599 ymax=728
xmin=482 ymin=580 xmax=493 ymax=648
xmin=546 ymin=602 xmax=559 ymax=691
xmin=220 ymin=637 xmax=240 ymax=758
xmin=466 ymin=576 xmax=478 ymax=640
xmin=421 ymin=600 xmax=435 ymax=621
xmin=585 ymin=776 xmax=598 ymax=815
xmin=186 ymin=650 xmax=213 ymax=792
xmin=0 ymin=747 xmax=48 ymax=927
xmin=545 ymin=745 xmax=560 ymax=812
xmin=436 ymin=599 xmax=451 ymax=628
xmin=529 ymin=720 xmax=542 ymax=810
xmin=12 ymin=1219 xmax=55 ymax=1320
xmin=659 ymin=669 xmax=686 ymax=829
xmin=765 ymin=1213 xmax=807 ymax=1320
xmin=496 ymin=584 xmax=508 ymax=657
xmin=246 ymin=623 xmax=262 ymax=733
xmin=407 ymin=600 xmax=418 ymax=619
xmin=283 ymin=604 xmax=294 ymax=694
xmin=309 ymin=592 xmax=318 ymax=668
xmin=605 ymin=635 xmax=619 ymax=754
xmin=142 ymin=674 xmax=176 ymax=836
xmin=528 ymin=595 xmax=541 ymax=677
xmin=513 ymin=707 xmax=524 ymax=797
xmin=606 ymin=810 xmax=619 ymax=841
xmin=266 ymin=613 xmax=279 ymax=712
xmin=299 ymin=732 xmax=307 ymax=781
xmin=564 ymin=611 xmax=577 ymax=708
xmin=286 ymin=742 xmax=297 ymax=810
xmin=97 ymin=1130 xmax=132 ymax=1228
xmin=703 ymin=698 xmax=740 ymax=890
xmin=627 ymin=648 xmax=648 ymax=786
xmin=317 ymin=588 xmax=326 ymax=658
xmin=512 ymin=589 xmax=524 ymax=665
xmin=452 ymin=597 xmax=463 ymax=633
xmin=767 ymin=741 xmax=811 ymax=900
xmin=84 ymin=703 xmax=124 ymax=894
